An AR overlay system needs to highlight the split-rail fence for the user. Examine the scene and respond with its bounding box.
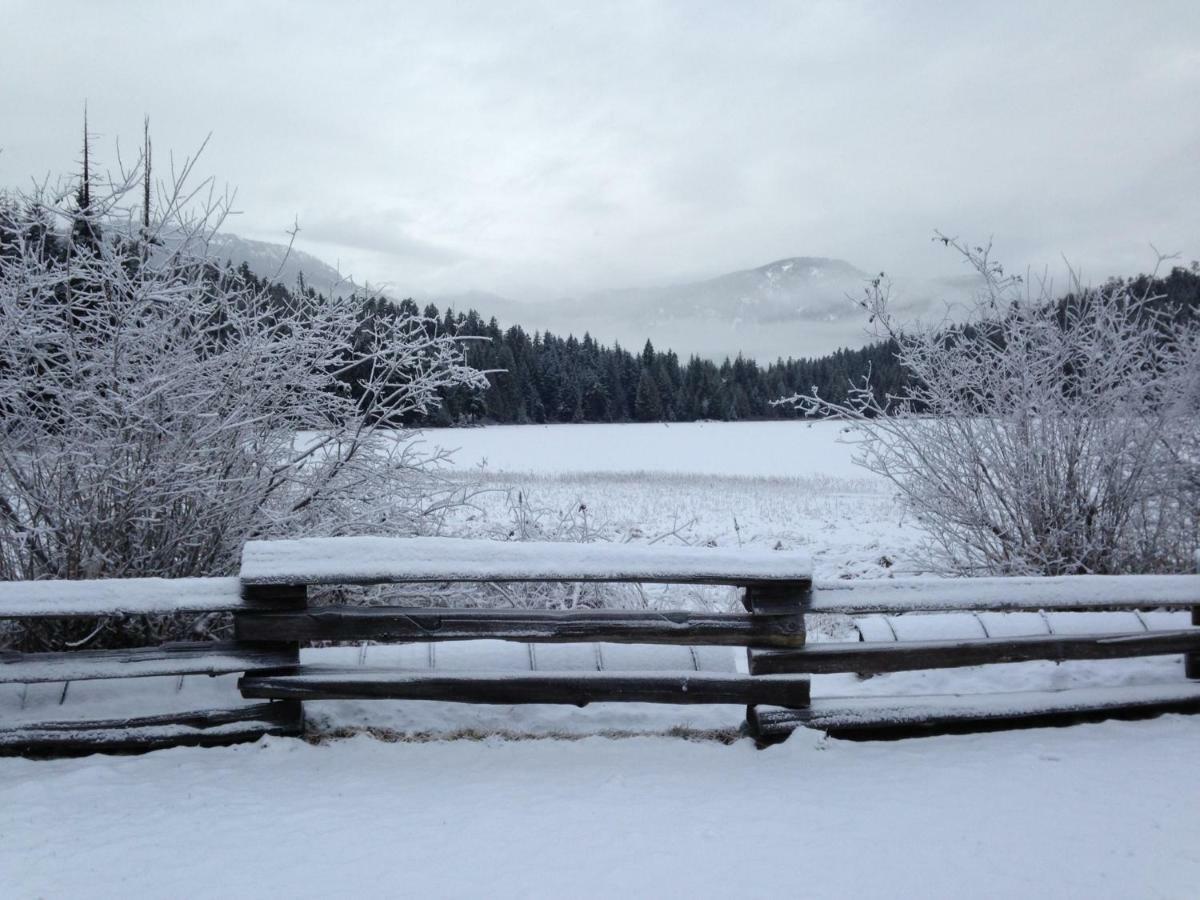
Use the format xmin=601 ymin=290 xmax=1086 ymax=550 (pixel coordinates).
xmin=2 ymin=537 xmax=1198 ymax=754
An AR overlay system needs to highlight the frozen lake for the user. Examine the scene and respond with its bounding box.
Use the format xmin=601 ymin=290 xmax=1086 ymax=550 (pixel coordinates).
xmin=423 ymin=420 xmax=870 ymax=480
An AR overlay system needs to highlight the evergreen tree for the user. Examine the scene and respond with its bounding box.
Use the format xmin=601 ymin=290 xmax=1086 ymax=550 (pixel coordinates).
xmin=634 ymin=369 xmax=664 ymax=421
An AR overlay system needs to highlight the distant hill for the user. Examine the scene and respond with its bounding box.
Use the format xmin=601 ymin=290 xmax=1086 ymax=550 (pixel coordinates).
xmin=206 ymin=233 xmax=357 ymax=299
xmin=208 ymin=232 xmax=971 ymax=360
xmin=439 ymin=257 xmax=971 ymax=360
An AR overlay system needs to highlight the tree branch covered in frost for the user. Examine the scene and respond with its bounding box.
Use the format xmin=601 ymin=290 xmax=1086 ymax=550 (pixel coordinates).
xmin=781 ymin=235 xmax=1200 ymax=575
xmin=0 ymin=144 xmax=488 ymax=607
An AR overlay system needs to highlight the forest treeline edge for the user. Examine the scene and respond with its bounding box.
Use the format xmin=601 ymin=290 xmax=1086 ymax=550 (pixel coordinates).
xmin=234 ymin=262 xmax=1200 ymax=427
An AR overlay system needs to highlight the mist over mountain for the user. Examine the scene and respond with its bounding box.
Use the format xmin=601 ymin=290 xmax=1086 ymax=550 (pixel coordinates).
xmin=207 ymin=233 xmax=357 ymax=300
xmin=215 ymin=234 xmax=969 ymax=360
xmin=437 ymin=257 xmax=974 ymax=360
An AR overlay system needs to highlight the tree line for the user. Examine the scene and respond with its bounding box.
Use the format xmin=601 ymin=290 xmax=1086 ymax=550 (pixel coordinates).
xmin=361 ymin=295 xmax=909 ymax=426
xmin=232 ymin=261 xmax=1200 ymax=428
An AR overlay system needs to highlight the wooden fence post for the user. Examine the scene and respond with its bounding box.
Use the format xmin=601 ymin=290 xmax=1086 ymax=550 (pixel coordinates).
xmin=742 ymin=581 xmax=810 ymax=745
xmin=1187 ymin=551 xmax=1200 ymax=680
xmin=237 ymin=583 xmax=307 ymax=736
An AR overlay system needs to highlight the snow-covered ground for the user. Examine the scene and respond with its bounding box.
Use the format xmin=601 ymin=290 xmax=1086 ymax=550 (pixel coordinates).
xmin=424 ymin=420 xmax=915 ymax=582
xmin=428 ymin=419 xmax=871 ymax=479
xmin=4 ymin=421 xmax=1198 ymax=898
xmin=4 ymin=719 xmax=1198 ymax=899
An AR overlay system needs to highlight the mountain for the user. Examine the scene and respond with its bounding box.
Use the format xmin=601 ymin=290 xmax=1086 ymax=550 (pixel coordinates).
xmin=208 ymin=232 xmax=966 ymax=360
xmin=206 ymin=233 xmax=357 ymax=299
xmin=589 ymin=256 xmax=872 ymax=324
xmin=440 ymin=256 xmax=957 ymax=360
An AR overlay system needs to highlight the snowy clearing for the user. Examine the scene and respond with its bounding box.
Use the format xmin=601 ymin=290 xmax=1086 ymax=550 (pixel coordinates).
xmin=3 ymin=718 xmax=1198 ymax=899
xmin=4 ymin=421 xmax=1198 ymax=899
xmin=427 ymin=419 xmax=872 ymax=479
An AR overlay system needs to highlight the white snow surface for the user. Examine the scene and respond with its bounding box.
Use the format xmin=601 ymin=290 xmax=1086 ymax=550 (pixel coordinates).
xmin=426 ymin=419 xmax=873 ymax=479
xmin=811 ymin=573 xmax=1200 ymax=612
xmin=0 ymin=576 xmax=242 ymax=617
xmin=6 ymin=421 xmax=1200 ymax=896
xmin=3 ymin=718 xmax=1199 ymax=899
xmin=241 ymin=535 xmax=813 ymax=585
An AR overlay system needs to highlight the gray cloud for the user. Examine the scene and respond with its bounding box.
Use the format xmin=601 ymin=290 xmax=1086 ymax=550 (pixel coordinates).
xmin=2 ymin=0 xmax=1197 ymax=310
xmin=298 ymin=210 xmax=464 ymax=266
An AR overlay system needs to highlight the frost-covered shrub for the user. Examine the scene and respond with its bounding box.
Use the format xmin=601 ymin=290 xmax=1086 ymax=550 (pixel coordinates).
xmin=0 ymin=145 xmax=486 ymax=646
xmin=785 ymin=236 xmax=1200 ymax=575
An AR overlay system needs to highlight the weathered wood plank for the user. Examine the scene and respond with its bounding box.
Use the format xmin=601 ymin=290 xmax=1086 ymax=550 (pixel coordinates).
xmin=750 ymin=683 xmax=1200 ymax=741
xmin=748 ymin=629 xmax=1200 ymax=676
xmin=810 ymin=574 xmax=1200 ymax=614
xmin=242 ymin=583 xmax=308 ymax=610
xmin=0 ymin=641 xmax=299 ymax=684
xmin=0 ymin=576 xmax=245 ymax=618
xmin=743 ymin=581 xmax=811 ymax=742
xmin=1187 ymin=606 xmax=1200 ymax=679
xmin=1187 ymin=552 xmax=1200 ymax=678
xmin=741 ymin=582 xmax=812 ymax=615
xmin=240 ymin=667 xmax=813 ymax=707
xmin=0 ymin=701 xmax=303 ymax=756
xmin=240 ymin=536 xmax=813 ymax=588
xmin=235 ymin=606 xmax=807 ymax=648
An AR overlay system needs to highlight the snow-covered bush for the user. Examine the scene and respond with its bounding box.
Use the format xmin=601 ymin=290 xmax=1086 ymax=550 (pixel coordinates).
xmin=785 ymin=236 xmax=1200 ymax=575
xmin=0 ymin=144 xmax=486 ymax=631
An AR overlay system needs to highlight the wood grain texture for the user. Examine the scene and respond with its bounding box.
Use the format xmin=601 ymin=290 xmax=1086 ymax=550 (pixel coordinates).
xmin=0 ymin=641 xmax=298 ymax=684
xmin=240 ymin=667 xmax=813 ymax=707
xmin=236 ymin=606 xmax=807 ymax=648
xmin=1186 ymin=607 xmax=1200 ymax=679
xmin=0 ymin=701 xmax=302 ymax=756
xmin=748 ymin=629 xmax=1200 ymax=676
xmin=749 ymin=683 xmax=1200 ymax=741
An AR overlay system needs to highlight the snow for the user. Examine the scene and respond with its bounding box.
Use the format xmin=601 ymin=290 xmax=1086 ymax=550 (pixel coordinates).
xmin=811 ymin=574 xmax=1200 ymax=613
xmin=0 ymin=576 xmax=242 ymax=618
xmin=5 ymin=421 xmax=1198 ymax=896
xmin=2 ymin=718 xmax=1198 ymax=898
xmin=0 ymin=672 xmax=257 ymax=730
xmin=241 ymin=535 xmax=813 ymax=585
xmin=424 ymin=419 xmax=875 ymax=480
xmin=853 ymin=610 xmax=1190 ymax=642
xmin=800 ymin=682 xmax=1200 ymax=727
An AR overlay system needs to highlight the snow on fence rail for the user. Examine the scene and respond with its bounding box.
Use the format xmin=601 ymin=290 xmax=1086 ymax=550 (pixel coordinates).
xmin=0 ymin=576 xmax=244 ymax=618
xmin=240 ymin=535 xmax=815 ymax=587
xmin=1 ymin=535 xmax=1199 ymax=755
xmin=810 ymin=574 xmax=1200 ymax=614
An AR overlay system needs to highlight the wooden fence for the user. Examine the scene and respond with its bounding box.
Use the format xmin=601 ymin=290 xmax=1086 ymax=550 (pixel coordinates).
xmin=2 ymin=537 xmax=1199 ymax=754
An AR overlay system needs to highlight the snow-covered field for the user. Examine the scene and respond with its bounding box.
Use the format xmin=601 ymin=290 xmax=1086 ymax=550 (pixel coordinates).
xmin=427 ymin=420 xmax=917 ymax=582
xmin=428 ymin=419 xmax=871 ymax=479
xmin=4 ymin=719 xmax=1199 ymax=898
xmin=4 ymin=421 xmax=1198 ymax=899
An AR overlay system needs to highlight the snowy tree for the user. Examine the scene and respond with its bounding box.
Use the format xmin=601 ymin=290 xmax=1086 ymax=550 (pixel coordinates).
xmin=0 ymin=138 xmax=488 ymax=594
xmin=783 ymin=236 xmax=1200 ymax=575
xmin=634 ymin=369 xmax=663 ymax=422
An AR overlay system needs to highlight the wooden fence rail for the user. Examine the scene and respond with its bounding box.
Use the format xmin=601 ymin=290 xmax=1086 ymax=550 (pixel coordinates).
xmin=1 ymin=536 xmax=1198 ymax=755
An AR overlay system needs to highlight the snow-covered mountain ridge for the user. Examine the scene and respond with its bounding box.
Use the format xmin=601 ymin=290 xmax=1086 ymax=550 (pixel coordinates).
xmin=212 ymin=233 xmax=964 ymax=359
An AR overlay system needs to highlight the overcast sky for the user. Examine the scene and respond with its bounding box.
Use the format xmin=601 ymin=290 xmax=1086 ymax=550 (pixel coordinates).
xmin=3 ymin=0 xmax=1198 ymax=301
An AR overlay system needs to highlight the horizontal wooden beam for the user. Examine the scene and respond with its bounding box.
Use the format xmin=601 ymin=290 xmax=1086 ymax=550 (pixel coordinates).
xmin=236 ymin=606 xmax=806 ymax=648
xmin=240 ymin=667 xmax=812 ymax=707
xmin=741 ymin=583 xmax=811 ymax=614
xmin=810 ymin=574 xmax=1200 ymax=614
xmin=240 ymin=536 xmax=813 ymax=588
xmin=0 ymin=641 xmax=298 ymax=684
xmin=750 ymin=683 xmax=1200 ymax=741
xmin=748 ymin=629 xmax=1200 ymax=676
xmin=0 ymin=701 xmax=302 ymax=756
xmin=0 ymin=576 xmax=245 ymax=618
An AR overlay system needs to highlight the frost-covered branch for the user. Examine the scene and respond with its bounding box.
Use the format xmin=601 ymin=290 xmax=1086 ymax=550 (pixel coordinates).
xmin=780 ymin=236 xmax=1200 ymax=575
xmin=0 ymin=142 xmax=488 ymax=609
